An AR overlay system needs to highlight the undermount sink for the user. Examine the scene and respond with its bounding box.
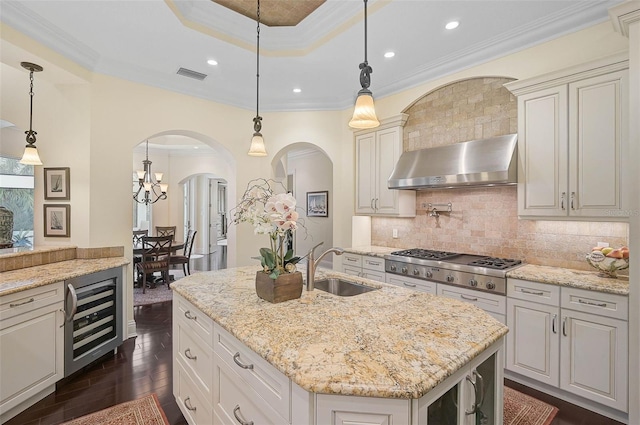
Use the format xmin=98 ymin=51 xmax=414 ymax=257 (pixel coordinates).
xmin=313 ymin=278 xmax=379 ymax=296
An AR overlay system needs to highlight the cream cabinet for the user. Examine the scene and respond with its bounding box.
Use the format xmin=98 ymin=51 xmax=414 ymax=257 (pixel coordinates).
xmin=385 ymin=274 xmax=437 ymax=294
xmin=505 ymin=55 xmax=629 ymax=220
xmin=355 ymin=114 xmax=415 ymax=217
xmin=341 ymin=252 xmax=386 ymax=282
xmin=506 ymin=278 xmax=628 ymax=417
xmin=0 ymin=282 xmax=64 ymax=423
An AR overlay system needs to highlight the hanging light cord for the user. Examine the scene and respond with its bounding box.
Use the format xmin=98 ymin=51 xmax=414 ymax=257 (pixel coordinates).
xmin=26 ymin=69 xmax=37 ymax=145
xmin=253 ymin=0 xmax=262 ymax=134
xmin=358 ymin=0 xmax=372 ymax=91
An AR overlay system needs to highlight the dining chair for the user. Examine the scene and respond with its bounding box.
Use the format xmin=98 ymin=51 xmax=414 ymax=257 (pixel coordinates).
xmin=170 ymin=230 xmax=197 ymax=276
xmin=155 ymin=226 xmax=176 ymax=240
xmin=136 ymin=235 xmax=173 ymax=293
xmin=132 ymin=230 xmax=148 ymax=283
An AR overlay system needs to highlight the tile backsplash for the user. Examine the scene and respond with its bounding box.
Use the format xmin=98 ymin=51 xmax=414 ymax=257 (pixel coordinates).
xmin=371 ymin=186 xmax=628 ymax=271
xmin=370 ymin=77 xmax=629 ymax=272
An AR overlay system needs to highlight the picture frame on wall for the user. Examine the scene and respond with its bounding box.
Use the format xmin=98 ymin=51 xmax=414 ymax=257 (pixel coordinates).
xmin=44 ymin=167 xmax=70 ymax=200
xmin=306 ymin=191 xmax=329 ymax=217
xmin=44 ymin=204 xmax=70 ymax=237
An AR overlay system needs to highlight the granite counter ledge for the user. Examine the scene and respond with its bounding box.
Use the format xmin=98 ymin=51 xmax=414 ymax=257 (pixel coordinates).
xmin=0 ymin=257 xmax=130 ymax=296
xmin=171 ymin=266 xmax=507 ymax=399
xmin=507 ymin=264 xmax=629 ymax=296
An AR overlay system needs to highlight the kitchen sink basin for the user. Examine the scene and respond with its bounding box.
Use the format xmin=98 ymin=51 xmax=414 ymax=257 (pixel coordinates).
xmin=313 ymin=278 xmax=379 ymax=296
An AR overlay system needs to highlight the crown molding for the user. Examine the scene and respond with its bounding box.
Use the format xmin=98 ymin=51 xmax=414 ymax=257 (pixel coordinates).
xmin=609 ymin=2 xmax=640 ymax=37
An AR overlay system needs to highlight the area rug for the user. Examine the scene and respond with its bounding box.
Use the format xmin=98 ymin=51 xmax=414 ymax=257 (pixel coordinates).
xmin=60 ymin=394 xmax=169 ymax=425
xmin=133 ymin=285 xmax=173 ymax=306
xmin=504 ymin=386 xmax=559 ymax=425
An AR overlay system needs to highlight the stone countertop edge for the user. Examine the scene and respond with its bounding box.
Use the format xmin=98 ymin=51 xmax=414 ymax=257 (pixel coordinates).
xmin=343 ymin=245 xmax=404 ymax=257
xmin=171 ymin=266 xmax=508 ymax=399
xmin=0 ymin=257 xmax=130 ymax=296
xmin=507 ymin=264 xmax=629 ymax=296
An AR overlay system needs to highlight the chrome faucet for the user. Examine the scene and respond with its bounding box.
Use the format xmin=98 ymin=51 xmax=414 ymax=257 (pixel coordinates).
xmin=306 ymin=242 xmax=345 ymax=291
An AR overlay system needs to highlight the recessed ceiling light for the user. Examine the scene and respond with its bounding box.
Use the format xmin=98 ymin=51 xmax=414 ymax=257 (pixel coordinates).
xmin=207 ymin=59 xmax=218 ymax=66
xmin=384 ymin=51 xmax=395 ymax=58
xmin=445 ymin=21 xmax=459 ymax=30
xmin=293 ymin=88 xmax=301 ymax=93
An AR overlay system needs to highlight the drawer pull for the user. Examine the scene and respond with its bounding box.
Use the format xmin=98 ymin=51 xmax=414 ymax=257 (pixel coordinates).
xmin=347 ymin=258 xmax=358 ymax=262
xmin=184 ymin=311 xmax=197 ymax=320
xmin=552 ymin=314 xmax=557 ymax=334
xmin=562 ymin=317 xmax=568 ymax=336
xmin=184 ymin=397 xmax=196 ymax=411
xmin=368 ymin=261 xmax=380 ymax=266
xmin=521 ymin=288 xmax=544 ymax=296
xmin=233 ymin=405 xmax=254 ymax=425
xmin=184 ymin=348 xmax=197 ymax=360
xmin=233 ymin=352 xmax=254 ymax=370
xmin=403 ymin=282 xmax=417 ymax=288
xmin=461 ymin=294 xmax=478 ymax=302
xmin=578 ymin=299 xmax=607 ymax=308
xmin=10 ymin=297 xmax=34 ymax=307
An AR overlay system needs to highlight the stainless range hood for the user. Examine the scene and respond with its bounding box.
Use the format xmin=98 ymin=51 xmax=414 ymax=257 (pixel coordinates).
xmin=388 ymin=134 xmax=518 ymax=190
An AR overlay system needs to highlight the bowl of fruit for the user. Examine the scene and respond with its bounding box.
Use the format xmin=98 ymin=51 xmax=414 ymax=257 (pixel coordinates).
xmin=586 ymin=246 xmax=629 ymax=278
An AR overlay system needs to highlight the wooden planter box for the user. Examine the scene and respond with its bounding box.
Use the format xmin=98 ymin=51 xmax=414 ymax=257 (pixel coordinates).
xmin=255 ymin=271 xmax=303 ymax=303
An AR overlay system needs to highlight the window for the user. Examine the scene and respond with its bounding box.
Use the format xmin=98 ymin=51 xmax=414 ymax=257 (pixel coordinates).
xmin=0 ymin=157 xmax=35 ymax=247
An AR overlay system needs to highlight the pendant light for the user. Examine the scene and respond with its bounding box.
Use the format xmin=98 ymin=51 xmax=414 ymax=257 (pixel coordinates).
xmin=348 ymin=0 xmax=380 ymax=129
xmin=133 ymin=140 xmax=168 ymax=205
xmin=19 ymin=62 xmax=44 ymax=165
xmin=247 ymin=0 xmax=267 ymax=156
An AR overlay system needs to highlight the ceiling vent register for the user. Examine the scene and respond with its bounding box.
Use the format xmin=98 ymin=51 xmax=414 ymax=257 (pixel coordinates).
xmin=176 ymin=67 xmax=207 ymax=81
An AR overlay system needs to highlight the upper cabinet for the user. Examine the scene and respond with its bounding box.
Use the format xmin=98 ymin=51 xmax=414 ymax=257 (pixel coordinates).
xmin=505 ymin=55 xmax=629 ymax=220
xmin=354 ymin=114 xmax=416 ymax=217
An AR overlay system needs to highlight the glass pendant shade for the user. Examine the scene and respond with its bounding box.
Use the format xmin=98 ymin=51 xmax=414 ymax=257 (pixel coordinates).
xmin=19 ymin=146 xmax=42 ymax=165
xmin=136 ymin=170 xmax=146 ymax=180
xmin=248 ymin=132 xmax=267 ymax=156
xmin=154 ymin=172 xmax=163 ymax=182
xmin=349 ymin=90 xmax=380 ymax=129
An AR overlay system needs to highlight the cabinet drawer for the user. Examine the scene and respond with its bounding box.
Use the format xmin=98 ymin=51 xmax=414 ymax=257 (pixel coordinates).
xmin=362 ymin=256 xmax=385 ymax=272
xmin=0 ymin=283 xmax=64 ymax=321
xmin=385 ymin=274 xmax=437 ymax=294
xmin=438 ymin=285 xmax=506 ymax=316
xmin=361 ymin=270 xmax=385 ymax=282
xmin=342 ymin=265 xmax=361 ymax=277
xmin=214 ymin=327 xmax=290 ymax=421
xmin=214 ymin=352 xmax=287 ymax=425
xmin=507 ymin=279 xmax=560 ymax=306
xmin=175 ymin=360 xmax=213 ymax=425
xmin=175 ymin=294 xmax=214 ymax=348
xmin=561 ymin=287 xmax=628 ymax=320
xmin=175 ymin=322 xmax=213 ymax=397
xmin=342 ymin=253 xmax=362 ymax=268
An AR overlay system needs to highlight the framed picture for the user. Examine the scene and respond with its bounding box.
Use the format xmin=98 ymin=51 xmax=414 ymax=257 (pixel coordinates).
xmin=44 ymin=204 xmax=70 ymax=237
xmin=307 ymin=191 xmax=328 ymax=217
xmin=44 ymin=167 xmax=70 ymax=200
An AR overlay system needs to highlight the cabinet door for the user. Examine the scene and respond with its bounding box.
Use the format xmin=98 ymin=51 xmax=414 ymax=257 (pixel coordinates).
xmin=375 ymin=127 xmax=402 ymax=215
xmin=355 ymin=133 xmax=377 ymax=214
xmin=517 ymin=85 xmax=568 ymax=217
xmin=560 ymin=310 xmax=628 ymax=411
xmin=506 ymin=298 xmax=560 ymax=386
xmin=569 ymin=70 xmax=628 ymax=217
xmin=316 ymin=393 xmax=410 ymax=425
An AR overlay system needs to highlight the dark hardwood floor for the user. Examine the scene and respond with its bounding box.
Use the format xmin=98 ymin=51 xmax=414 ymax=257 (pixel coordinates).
xmin=6 ymin=248 xmax=625 ymax=425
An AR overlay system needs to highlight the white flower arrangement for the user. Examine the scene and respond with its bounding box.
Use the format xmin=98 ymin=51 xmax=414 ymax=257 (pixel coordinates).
xmin=231 ymin=178 xmax=304 ymax=278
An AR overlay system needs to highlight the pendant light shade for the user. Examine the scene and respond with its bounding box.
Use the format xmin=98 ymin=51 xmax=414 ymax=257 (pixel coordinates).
xmin=133 ymin=140 xmax=168 ymax=205
xmin=349 ymin=0 xmax=380 ymax=129
xmin=19 ymin=62 xmax=44 ymax=165
xmin=247 ymin=0 xmax=268 ymax=157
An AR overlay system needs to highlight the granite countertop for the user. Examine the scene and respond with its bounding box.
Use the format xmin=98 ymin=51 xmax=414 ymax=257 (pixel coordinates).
xmin=171 ymin=266 xmax=508 ymax=399
xmin=507 ymin=264 xmax=629 ymax=296
xmin=0 ymin=257 xmax=130 ymax=296
xmin=344 ymin=245 xmax=403 ymax=257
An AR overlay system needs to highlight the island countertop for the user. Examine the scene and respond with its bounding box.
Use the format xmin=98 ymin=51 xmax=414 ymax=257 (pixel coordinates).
xmin=171 ymin=266 xmax=508 ymax=399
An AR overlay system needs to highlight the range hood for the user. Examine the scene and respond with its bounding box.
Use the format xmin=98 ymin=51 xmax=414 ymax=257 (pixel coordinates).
xmin=388 ymin=134 xmax=518 ymax=190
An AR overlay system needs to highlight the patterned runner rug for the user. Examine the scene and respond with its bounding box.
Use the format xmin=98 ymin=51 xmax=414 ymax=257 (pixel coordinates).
xmin=504 ymin=386 xmax=559 ymax=425
xmin=60 ymin=394 xmax=169 ymax=425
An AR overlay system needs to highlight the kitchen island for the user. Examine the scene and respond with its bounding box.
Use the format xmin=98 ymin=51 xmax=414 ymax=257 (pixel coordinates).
xmin=171 ymin=266 xmax=508 ymax=424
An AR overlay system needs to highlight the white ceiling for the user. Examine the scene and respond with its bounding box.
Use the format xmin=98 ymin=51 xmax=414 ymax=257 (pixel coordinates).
xmin=1 ymin=0 xmax=624 ymax=114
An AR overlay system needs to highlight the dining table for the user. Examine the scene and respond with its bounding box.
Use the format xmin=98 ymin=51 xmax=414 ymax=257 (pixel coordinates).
xmin=133 ymin=240 xmax=185 ymax=285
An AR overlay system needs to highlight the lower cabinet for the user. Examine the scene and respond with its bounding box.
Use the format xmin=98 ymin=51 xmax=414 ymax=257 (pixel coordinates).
xmin=506 ymin=279 xmax=628 ymax=416
xmin=341 ymin=253 xmax=386 ymax=282
xmin=386 ymin=274 xmax=437 ymax=294
xmin=173 ymin=292 xmax=504 ymax=425
xmin=0 ymin=282 xmax=65 ymax=423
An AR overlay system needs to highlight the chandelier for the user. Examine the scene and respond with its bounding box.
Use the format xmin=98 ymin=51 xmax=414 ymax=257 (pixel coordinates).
xmin=133 ymin=140 xmax=167 ymax=205
xmin=348 ymin=0 xmax=380 ymax=129
xmin=19 ymin=62 xmax=44 ymax=165
xmin=247 ymin=0 xmax=267 ymax=156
